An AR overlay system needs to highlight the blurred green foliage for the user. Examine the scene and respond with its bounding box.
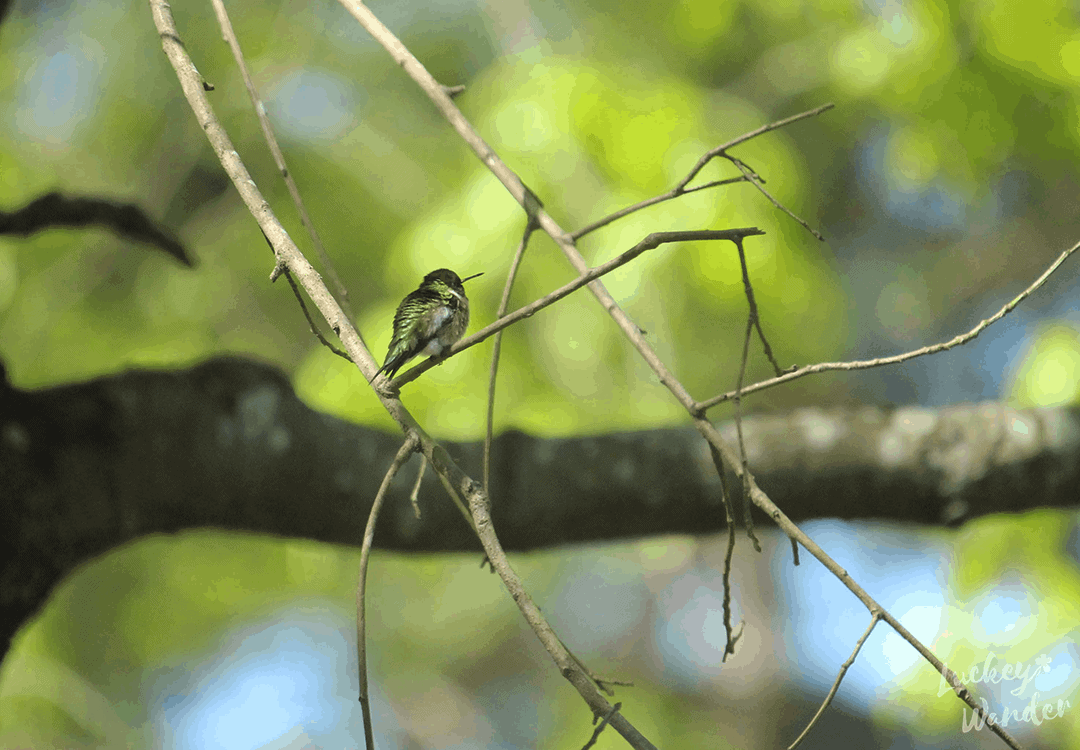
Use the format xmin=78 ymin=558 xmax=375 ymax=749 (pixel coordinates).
xmin=2 ymin=531 xmax=709 ymax=749
xmin=3 ymin=0 xmax=1079 ymax=434
xmin=1008 ymin=324 xmax=1080 ymax=406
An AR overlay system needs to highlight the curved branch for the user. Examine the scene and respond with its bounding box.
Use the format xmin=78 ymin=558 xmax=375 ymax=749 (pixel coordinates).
xmin=0 ymin=192 xmax=191 ymax=266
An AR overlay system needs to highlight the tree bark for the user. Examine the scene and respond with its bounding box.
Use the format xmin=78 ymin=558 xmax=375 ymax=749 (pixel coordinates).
xmin=3 ymin=355 xmax=1079 ymax=656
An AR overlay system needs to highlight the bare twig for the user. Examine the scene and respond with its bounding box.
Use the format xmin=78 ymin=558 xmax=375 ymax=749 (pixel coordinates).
xmin=677 ymin=103 xmax=835 ymax=191
xmin=734 ymin=234 xmax=788 ymax=378
xmin=581 ymin=703 xmax=622 ymax=750
xmin=574 ymin=103 xmax=835 ymax=241
xmin=485 ymin=220 xmax=536 ymax=494
xmin=432 ymin=460 xmax=479 ymax=536
xmin=559 ymin=633 xmax=634 ymax=696
xmin=731 ymin=233 xmax=780 ymax=550
xmin=409 ymin=453 xmax=427 ymax=519
xmin=704 ymin=439 xmax=739 ymax=659
xmin=733 ymin=314 xmax=759 ymax=552
xmin=280 ymin=252 xmax=350 ymax=360
xmin=210 ymin=0 xmax=356 ymax=323
xmin=697 ymin=239 xmax=1080 ymax=411
xmin=572 ymin=176 xmax=751 ymax=240
xmin=727 ymin=155 xmax=825 ymax=241
xmin=357 ymin=434 xmax=420 ymax=749
xmin=788 ymin=613 xmax=881 ymax=750
xmin=721 ymin=517 xmax=740 ymax=661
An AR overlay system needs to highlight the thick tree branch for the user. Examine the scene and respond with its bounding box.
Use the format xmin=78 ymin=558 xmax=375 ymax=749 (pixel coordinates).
xmin=4 ymin=355 xmax=1079 ymax=658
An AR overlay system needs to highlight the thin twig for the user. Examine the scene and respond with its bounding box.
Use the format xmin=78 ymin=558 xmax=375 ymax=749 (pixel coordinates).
xmin=574 ymin=103 xmax=835 ymax=241
xmin=572 ymin=176 xmax=751 ymax=240
xmin=558 ymin=630 xmax=634 ymax=696
xmin=485 ymin=220 xmax=536 ymax=494
xmin=788 ymin=612 xmax=881 ymax=750
xmin=721 ymin=515 xmax=740 ymax=661
xmin=706 ymin=441 xmax=740 ymax=660
xmin=697 ymin=239 xmax=1080 ymax=411
xmin=732 ymin=235 xmax=770 ymax=551
xmin=357 ymin=434 xmax=419 ymax=750
xmin=262 ymin=228 xmax=349 ymax=361
xmin=734 ymin=224 xmax=797 ymax=377
xmin=433 ymin=460 xmax=479 ymax=537
xmin=677 ymin=103 xmax=836 ymax=191
xmin=210 ymin=0 xmax=357 ymax=323
xmin=728 ymin=155 xmax=825 ymax=241
xmin=581 ymin=703 xmax=622 ymax=750
xmin=733 ymin=314 xmax=760 ymax=552
xmin=409 ymin=453 xmax=426 ymax=519
xmin=282 ymin=261 xmax=351 ymax=360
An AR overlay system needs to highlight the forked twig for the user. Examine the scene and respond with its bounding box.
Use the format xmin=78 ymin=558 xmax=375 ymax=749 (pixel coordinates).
xmin=734 ymin=234 xmax=788 ymax=378
xmin=270 ymin=234 xmax=350 ymax=361
xmin=574 ymin=103 xmax=835 ymax=241
xmin=697 ymin=239 xmax=1080 ymax=411
xmin=581 ymin=703 xmax=622 ymax=750
xmin=572 ymin=176 xmax=752 ymax=240
xmin=727 ymin=155 xmax=825 ymax=241
xmin=730 ymin=233 xmax=788 ymax=552
xmin=678 ymin=103 xmax=835 ymax=190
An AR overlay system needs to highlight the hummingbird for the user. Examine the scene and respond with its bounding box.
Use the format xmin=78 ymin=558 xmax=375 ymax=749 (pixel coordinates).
xmin=373 ymin=268 xmax=483 ymax=384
